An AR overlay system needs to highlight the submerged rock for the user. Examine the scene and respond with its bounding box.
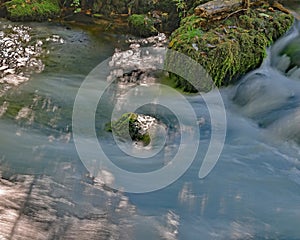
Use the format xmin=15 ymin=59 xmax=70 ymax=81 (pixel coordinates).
xmin=0 ymin=168 xmax=137 ymax=239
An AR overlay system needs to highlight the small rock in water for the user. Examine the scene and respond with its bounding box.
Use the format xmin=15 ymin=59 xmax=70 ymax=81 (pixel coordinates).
xmin=106 ymin=112 xmax=160 ymax=146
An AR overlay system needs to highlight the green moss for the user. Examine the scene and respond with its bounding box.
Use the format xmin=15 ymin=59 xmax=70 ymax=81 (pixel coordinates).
xmin=168 ymin=5 xmax=294 ymax=90
xmin=128 ymin=14 xmax=158 ymax=37
xmin=106 ymin=112 xmax=138 ymax=138
xmin=105 ymin=112 xmax=154 ymax=146
xmin=280 ymin=37 xmax=300 ymax=68
xmin=140 ymin=132 xmax=151 ymax=146
xmin=5 ymin=0 xmax=60 ymax=21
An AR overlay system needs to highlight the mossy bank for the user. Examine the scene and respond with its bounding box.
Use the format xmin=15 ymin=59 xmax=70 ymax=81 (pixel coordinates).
xmin=3 ymin=0 xmax=60 ymax=21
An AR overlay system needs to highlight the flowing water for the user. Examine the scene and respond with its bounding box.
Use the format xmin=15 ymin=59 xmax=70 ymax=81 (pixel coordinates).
xmin=0 ymin=16 xmax=300 ymax=239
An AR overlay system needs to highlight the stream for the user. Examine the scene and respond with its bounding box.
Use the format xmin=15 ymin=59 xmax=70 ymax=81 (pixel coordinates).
xmin=0 ymin=17 xmax=300 ymax=239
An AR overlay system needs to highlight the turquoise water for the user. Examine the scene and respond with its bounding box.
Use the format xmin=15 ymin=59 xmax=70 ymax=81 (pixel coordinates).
xmin=0 ymin=19 xmax=300 ymax=239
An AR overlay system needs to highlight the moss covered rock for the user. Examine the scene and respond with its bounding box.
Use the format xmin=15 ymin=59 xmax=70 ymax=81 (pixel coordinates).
xmin=168 ymin=3 xmax=294 ymax=89
xmin=128 ymin=14 xmax=158 ymax=37
xmin=5 ymin=0 xmax=60 ymax=21
xmin=105 ymin=112 xmax=159 ymax=146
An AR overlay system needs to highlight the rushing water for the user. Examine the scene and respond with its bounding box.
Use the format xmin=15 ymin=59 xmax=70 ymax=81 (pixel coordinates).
xmin=0 ymin=17 xmax=300 ymax=239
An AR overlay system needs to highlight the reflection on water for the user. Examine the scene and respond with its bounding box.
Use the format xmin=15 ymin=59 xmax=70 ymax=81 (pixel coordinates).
xmin=0 ymin=18 xmax=300 ymax=239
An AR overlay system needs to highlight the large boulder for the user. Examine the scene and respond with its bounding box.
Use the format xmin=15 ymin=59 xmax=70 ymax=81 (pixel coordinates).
xmin=168 ymin=1 xmax=294 ymax=90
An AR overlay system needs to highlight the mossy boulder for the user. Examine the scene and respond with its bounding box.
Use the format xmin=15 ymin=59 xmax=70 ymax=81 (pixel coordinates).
xmin=168 ymin=4 xmax=294 ymax=90
xmin=5 ymin=0 xmax=60 ymax=21
xmin=128 ymin=14 xmax=158 ymax=37
xmin=105 ymin=112 xmax=158 ymax=146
